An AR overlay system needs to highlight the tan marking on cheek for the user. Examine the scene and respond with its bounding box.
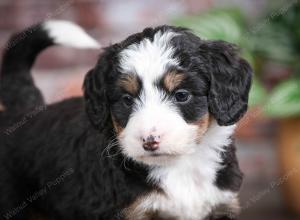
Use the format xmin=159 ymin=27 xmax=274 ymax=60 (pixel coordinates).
xmin=211 ymin=196 xmax=241 ymax=219
xmin=209 ymin=115 xmax=214 ymax=124
xmin=29 ymin=211 xmax=48 ymax=220
xmin=118 ymin=74 xmax=139 ymax=95
xmin=0 ymin=101 xmax=5 ymax=112
xmin=111 ymin=116 xmax=124 ymax=136
xmin=194 ymin=113 xmax=210 ymax=142
xmin=164 ymin=71 xmax=185 ymax=92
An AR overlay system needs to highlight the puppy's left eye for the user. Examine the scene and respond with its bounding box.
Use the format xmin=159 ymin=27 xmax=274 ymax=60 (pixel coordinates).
xmin=174 ymin=89 xmax=191 ymax=103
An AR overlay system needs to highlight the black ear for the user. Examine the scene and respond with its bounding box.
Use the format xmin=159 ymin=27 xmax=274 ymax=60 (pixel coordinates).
xmin=83 ymin=67 xmax=109 ymax=130
xmin=200 ymin=41 xmax=252 ymax=126
xmin=83 ymin=50 xmax=114 ymax=130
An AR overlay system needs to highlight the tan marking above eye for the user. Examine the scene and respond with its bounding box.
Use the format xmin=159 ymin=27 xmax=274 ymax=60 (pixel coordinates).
xmin=118 ymin=74 xmax=139 ymax=95
xmin=163 ymin=71 xmax=185 ymax=92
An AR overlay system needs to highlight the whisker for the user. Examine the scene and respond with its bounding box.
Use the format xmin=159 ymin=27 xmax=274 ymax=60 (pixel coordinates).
xmin=105 ymin=148 xmax=123 ymax=158
xmin=121 ymin=155 xmax=131 ymax=171
xmin=100 ymin=137 xmax=120 ymax=158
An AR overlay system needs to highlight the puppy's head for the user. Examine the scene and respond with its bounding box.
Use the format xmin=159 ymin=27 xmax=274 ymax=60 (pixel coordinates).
xmin=84 ymin=26 xmax=252 ymax=166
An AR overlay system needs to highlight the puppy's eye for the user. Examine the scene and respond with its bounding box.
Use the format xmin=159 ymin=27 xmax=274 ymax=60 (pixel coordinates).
xmin=122 ymin=94 xmax=134 ymax=107
xmin=174 ymin=89 xmax=191 ymax=103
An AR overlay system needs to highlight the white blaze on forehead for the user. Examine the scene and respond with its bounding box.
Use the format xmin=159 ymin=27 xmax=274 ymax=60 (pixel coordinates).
xmin=119 ymin=31 xmax=179 ymax=83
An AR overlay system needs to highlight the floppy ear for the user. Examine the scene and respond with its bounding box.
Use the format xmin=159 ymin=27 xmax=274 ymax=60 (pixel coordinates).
xmin=83 ymin=67 xmax=109 ymax=130
xmin=83 ymin=51 xmax=113 ymax=130
xmin=200 ymin=41 xmax=252 ymax=126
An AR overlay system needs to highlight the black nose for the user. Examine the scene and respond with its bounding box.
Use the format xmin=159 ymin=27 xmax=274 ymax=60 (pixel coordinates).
xmin=142 ymin=135 xmax=159 ymax=151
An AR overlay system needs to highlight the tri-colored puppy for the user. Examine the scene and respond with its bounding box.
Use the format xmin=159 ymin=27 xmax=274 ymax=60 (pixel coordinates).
xmin=0 ymin=20 xmax=252 ymax=220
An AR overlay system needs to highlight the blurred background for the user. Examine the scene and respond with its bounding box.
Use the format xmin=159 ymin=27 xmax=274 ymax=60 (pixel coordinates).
xmin=1 ymin=0 xmax=300 ymax=219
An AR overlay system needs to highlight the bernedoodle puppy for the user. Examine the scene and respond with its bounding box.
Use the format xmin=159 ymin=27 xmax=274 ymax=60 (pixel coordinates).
xmin=0 ymin=20 xmax=252 ymax=220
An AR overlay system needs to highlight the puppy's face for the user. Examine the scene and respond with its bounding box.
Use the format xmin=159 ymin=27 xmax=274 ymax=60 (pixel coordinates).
xmin=111 ymin=34 xmax=211 ymax=165
xmin=84 ymin=26 xmax=252 ymax=166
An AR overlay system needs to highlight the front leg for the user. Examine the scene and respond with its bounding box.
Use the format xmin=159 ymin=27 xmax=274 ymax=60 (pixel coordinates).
xmin=208 ymin=197 xmax=241 ymax=220
xmin=213 ymin=217 xmax=236 ymax=220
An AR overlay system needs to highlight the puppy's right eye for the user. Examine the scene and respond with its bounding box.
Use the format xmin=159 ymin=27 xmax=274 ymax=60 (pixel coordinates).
xmin=122 ymin=94 xmax=134 ymax=107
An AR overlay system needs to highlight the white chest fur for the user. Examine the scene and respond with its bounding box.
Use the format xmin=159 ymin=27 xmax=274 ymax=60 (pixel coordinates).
xmin=126 ymin=123 xmax=238 ymax=220
xmin=144 ymin=158 xmax=236 ymax=220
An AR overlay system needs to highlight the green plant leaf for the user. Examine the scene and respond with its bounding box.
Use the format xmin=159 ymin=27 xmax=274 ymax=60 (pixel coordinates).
xmin=171 ymin=8 xmax=245 ymax=44
xmin=249 ymin=77 xmax=267 ymax=106
xmin=263 ymin=79 xmax=300 ymax=118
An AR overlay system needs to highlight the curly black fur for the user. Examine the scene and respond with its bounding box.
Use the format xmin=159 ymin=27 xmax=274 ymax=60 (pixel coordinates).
xmin=0 ymin=23 xmax=252 ymax=220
